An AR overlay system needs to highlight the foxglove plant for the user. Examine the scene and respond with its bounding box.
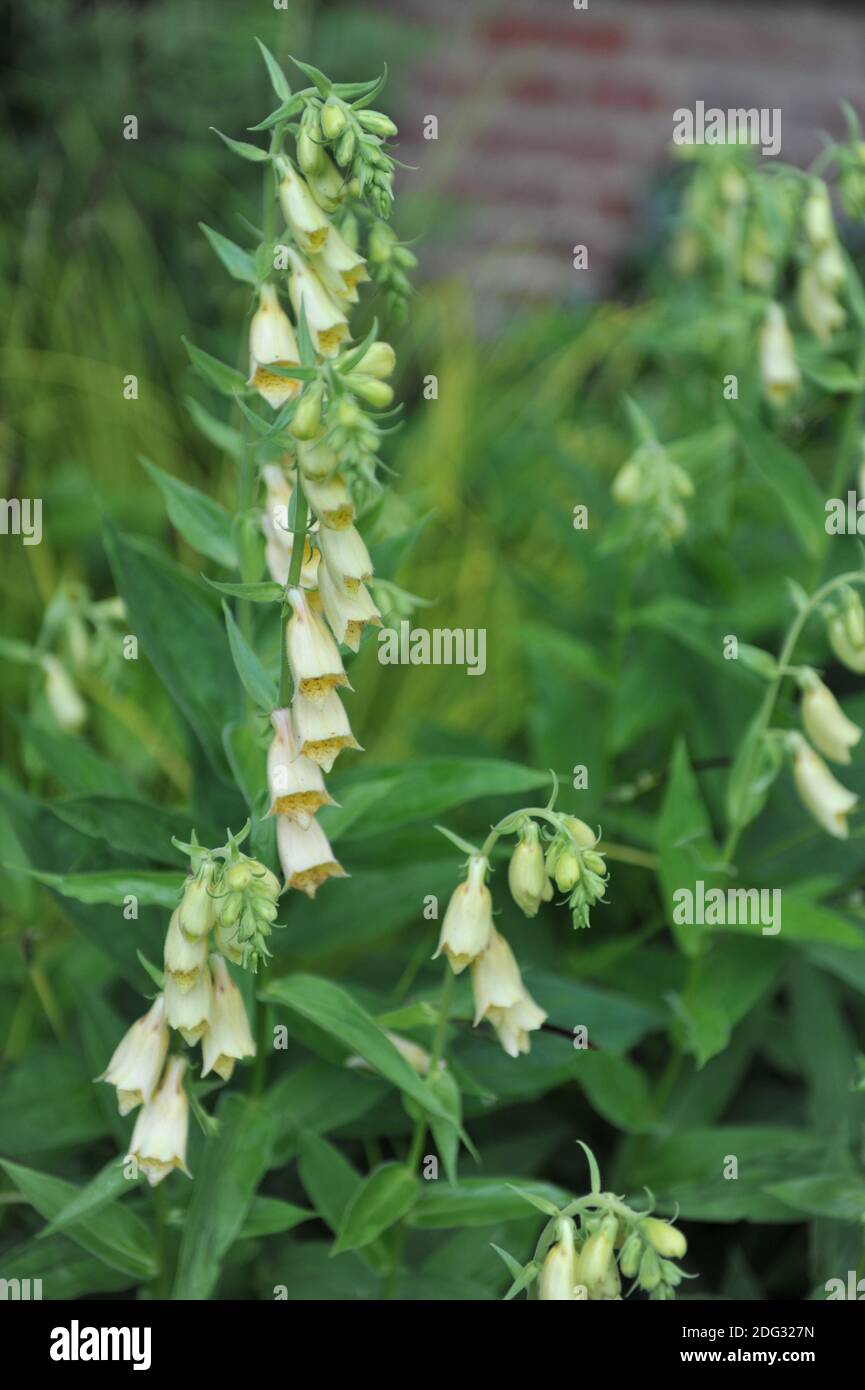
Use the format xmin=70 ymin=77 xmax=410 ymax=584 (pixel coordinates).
xmin=95 ymin=46 xmax=415 ymax=1183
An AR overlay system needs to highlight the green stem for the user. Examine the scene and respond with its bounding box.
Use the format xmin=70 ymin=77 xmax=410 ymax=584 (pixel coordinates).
xmin=722 ymin=567 xmax=865 ymax=866
xmin=383 ymin=965 xmax=455 ymax=1299
xmin=277 ymin=481 xmax=309 ymax=706
xmin=829 ymin=335 xmax=865 ymax=499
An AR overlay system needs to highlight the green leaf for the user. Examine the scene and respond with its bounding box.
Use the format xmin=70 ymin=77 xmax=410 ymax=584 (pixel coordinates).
xmin=289 ymin=55 xmax=331 ymax=96
xmin=140 ymin=456 xmax=236 ymax=567
xmin=205 ymin=578 xmax=284 ymax=604
xmin=182 ymin=336 xmax=248 ymax=397
xmin=210 ymin=127 xmax=271 ymax=161
xmin=199 ymin=223 xmax=258 ymax=285
xmin=262 ymin=974 xmax=454 ymax=1126
xmin=173 ymin=1094 xmax=273 ymax=1299
xmin=658 ymin=738 xmax=723 ymax=958
xmin=20 ymin=720 xmax=138 ymax=797
xmin=676 ymin=938 xmax=780 ymax=1067
xmin=255 ymin=37 xmax=291 ymax=101
xmin=185 ymin=396 xmax=243 ymax=458
xmin=726 ymin=712 xmax=783 ymax=832
xmin=409 ymin=1178 xmax=569 ymax=1229
xmin=735 ymin=408 xmax=824 ymax=557
xmin=40 ymin=1160 xmax=131 ymax=1237
xmin=238 ymin=1196 xmax=313 ymax=1239
xmin=297 ymin=1131 xmax=361 ymax=1234
xmin=48 ymin=796 xmax=205 ymax=866
xmin=22 ymin=866 xmax=182 ymax=909
xmin=800 ymin=359 xmax=864 ymax=394
xmin=222 ymin=601 xmax=278 ymax=710
xmin=0 ymin=1047 xmax=109 ymax=1158
xmin=763 ymin=1175 xmax=865 ymax=1222
xmin=332 ymin=1162 xmax=419 ymax=1254
xmin=574 ymin=1051 xmax=655 ymax=1132
xmin=104 ymin=524 xmax=239 ymax=770
xmin=0 ymin=1159 xmax=158 ymax=1280
xmin=1 ymin=1235 xmax=135 ymax=1297
xmin=321 ymin=758 xmax=551 ymax=842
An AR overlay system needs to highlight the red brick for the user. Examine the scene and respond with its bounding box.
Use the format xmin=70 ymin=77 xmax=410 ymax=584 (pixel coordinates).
xmin=483 ymin=17 xmax=626 ymax=54
xmin=588 ymin=76 xmax=663 ymax=113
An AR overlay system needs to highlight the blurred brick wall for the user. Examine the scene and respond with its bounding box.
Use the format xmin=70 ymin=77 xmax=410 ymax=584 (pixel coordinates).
xmin=373 ymin=0 xmax=865 ymax=313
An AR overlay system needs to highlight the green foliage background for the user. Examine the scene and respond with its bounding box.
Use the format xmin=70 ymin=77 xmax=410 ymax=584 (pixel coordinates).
xmin=2 ymin=0 xmax=865 ymax=1301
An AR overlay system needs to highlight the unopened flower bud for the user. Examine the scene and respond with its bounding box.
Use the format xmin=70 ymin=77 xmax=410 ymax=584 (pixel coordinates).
xmin=352 ymin=340 xmax=396 ymax=378
xmin=641 ymin=1217 xmax=687 ymax=1260
xmin=291 ymin=380 xmax=324 ymax=440
xmin=638 ymin=1245 xmax=662 ymax=1292
xmin=343 ymin=374 xmax=393 ymax=408
xmin=177 ymin=868 xmax=217 ymax=940
xmin=619 ymin=1231 xmax=642 ymax=1279
xmin=508 ymin=822 xmax=549 ymax=917
xmin=321 ymin=97 xmax=348 ymax=140
xmin=539 ymin=1218 xmax=580 ymax=1301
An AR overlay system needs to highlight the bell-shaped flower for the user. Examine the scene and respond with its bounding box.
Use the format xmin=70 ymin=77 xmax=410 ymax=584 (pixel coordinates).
xmin=98 ymin=995 xmax=169 ymax=1117
xmin=303 ymin=471 xmax=355 ymax=531
xmin=798 ymin=265 xmax=845 ymax=344
xmin=790 ymin=732 xmax=858 ymax=839
xmin=43 ymin=655 xmax=87 ymax=732
xmin=126 ymin=1056 xmax=191 ymax=1187
xmin=164 ymin=963 xmax=211 ymax=1046
xmin=278 ymin=159 xmax=331 ymax=255
xmin=801 ymin=676 xmax=861 ymax=764
xmin=318 ymin=564 xmax=381 ymax=652
xmin=201 ymin=955 xmax=256 ymax=1081
xmin=287 ymin=249 xmax=348 ymax=357
xmin=313 ymin=223 xmax=369 ymax=303
xmin=267 ymin=706 xmax=336 ymax=826
xmin=318 ymin=524 xmax=373 ymax=595
xmin=470 ymin=929 xmax=547 ymax=1056
xmin=248 ymin=284 xmax=301 ymax=409
xmin=276 ymin=814 xmax=346 ymax=897
xmin=163 ymin=908 xmax=208 ymax=993
xmin=290 ymin=688 xmax=362 ymax=773
xmin=759 ymin=302 xmax=800 ymax=407
xmin=286 ymin=585 xmax=350 ymax=700
xmin=433 ymin=854 xmax=494 ymax=974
